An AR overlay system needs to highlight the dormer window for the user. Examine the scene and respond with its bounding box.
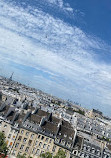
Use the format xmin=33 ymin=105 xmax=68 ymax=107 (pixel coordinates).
xmin=87 ymin=146 xmax=90 ymax=152
xmin=69 ymin=137 xmax=72 ymax=140
xmin=33 ymin=128 xmax=37 ymax=131
xmin=97 ymin=149 xmax=100 ymax=156
xmin=56 ymin=138 xmax=60 ymax=143
xmin=61 ymin=139 xmax=65 ymax=145
xmin=23 ymin=124 xmax=27 ymax=127
xmin=64 ymin=134 xmax=67 ymax=137
xmin=66 ymin=142 xmax=71 ymax=148
xmin=83 ymin=146 xmax=87 ymax=150
xmin=91 ymin=148 xmax=95 ymax=154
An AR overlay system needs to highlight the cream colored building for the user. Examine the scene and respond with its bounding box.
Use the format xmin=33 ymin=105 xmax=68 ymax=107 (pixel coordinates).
xmin=0 ymin=120 xmax=18 ymax=153
xmin=11 ymin=128 xmax=70 ymax=158
xmin=87 ymin=109 xmax=103 ymax=119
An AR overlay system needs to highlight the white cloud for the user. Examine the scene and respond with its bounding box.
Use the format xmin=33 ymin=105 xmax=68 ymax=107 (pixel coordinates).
xmin=47 ymin=0 xmax=74 ymax=13
xmin=0 ymin=0 xmax=111 ymax=115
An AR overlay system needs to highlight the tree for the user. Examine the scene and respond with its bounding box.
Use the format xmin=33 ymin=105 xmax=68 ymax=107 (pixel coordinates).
xmin=17 ymin=153 xmax=33 ymax=158
xmin=0 ymin=132 xmax=8 ymax=158
xmin=53 ymin=150 xmax=66 ymax=158
xmin=40 ymin=152 xmax=52 ymax=158
xmin=17 ymin=153 xmax=26 ymax=158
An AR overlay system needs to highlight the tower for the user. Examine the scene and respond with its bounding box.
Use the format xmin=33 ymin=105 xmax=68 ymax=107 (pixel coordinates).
xmin=9 ymin=72 xmax=14 ymax=81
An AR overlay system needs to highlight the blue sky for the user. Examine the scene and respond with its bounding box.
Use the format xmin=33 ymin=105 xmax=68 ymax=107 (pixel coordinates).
xmin=0 ymin=0 xmax=111 ymax=116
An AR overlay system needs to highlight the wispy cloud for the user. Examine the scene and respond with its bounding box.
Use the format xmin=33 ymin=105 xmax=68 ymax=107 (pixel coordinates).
xmin=0 ymin=0 xmax=111 ymax=115
xmin=47 ymin=0 xmax=74 ymax=13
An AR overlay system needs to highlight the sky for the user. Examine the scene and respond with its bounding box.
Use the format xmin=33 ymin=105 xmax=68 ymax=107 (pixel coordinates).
xmin=0 ymin=0 xmax=111 ymax=116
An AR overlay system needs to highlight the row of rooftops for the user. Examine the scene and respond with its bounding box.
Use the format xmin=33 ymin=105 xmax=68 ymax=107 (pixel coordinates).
xmin=76 ymin=113 xmax=111 ymax=139
xmin=0 ymin=101 xmax=75 ymax=150
xmin=1 ymin=100 xmax=111 ymax=157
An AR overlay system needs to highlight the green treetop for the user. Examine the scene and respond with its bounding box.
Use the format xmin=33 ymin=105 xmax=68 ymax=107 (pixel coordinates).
xmin=40 ymin=152 xmax=52 ymax=158
xmin=40 ymin=150 xmax=66 ymax=158
xmin=0 ymin=132 xmax=8 ymax=158
xmin=53 ymin=150 xmax=66 ymax=158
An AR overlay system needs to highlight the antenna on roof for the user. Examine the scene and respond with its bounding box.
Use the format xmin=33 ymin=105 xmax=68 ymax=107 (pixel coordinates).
xmin=9 ymin=72 xmax=14 ymax=81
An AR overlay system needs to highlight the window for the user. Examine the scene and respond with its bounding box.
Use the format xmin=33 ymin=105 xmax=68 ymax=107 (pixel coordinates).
xmin=21 ymin=130 xmax=24 ymax=134
xmin=35 ymin=140 xmax=38 ymax=145
xmin=36 ymin=149 xmax=40 ymax=155
xmin=18 ymin=136 xmax=22 ymax=141
xmin=67 ymin=142 xmax=71 ymax=148
xmin=41 ymin=136 xmax=44 ymax=140
xmin=0 ymin=121 xmax=2 ymax=127
xmin=25 ymin=147 xmax=29 ymax=152
xmin=20 ymin=145 xmax=24 ymax=150
xmin=8 ymin=134 xmax=11 ymax=139
xmin=45 ymin=138 xmax=49 ymax=142
xmin=61 ymin=139 xmax=65 ymax=145
xmin=39 ymin=142 xmax=42 ymax=147
xmin=12 ymin=150 xmax=16 ymax=156
xmin=64 ymin=134 xmax=67 ymax=138
xmin=10 ymin=129 xmax=13 ymax=132
xmin=74 ymin=151 xmax=77 ymax=155
xmin=23 ymin=138 xmax=27 ymax=143
xmin=69 ymin=137 xmax=72 ymax=140
xmin=32 ymin=148 xmax=36 ymax=154
xmin=19 ymin=152 xmax=22 ymax=155
xmin=26 ymin=132 xmax=29 ymax=136
xmin=49 ymin=139 xmax=52 ymax=143
xmin=15 ymin=143 xmax=19 ymax=148
xmin=56 ymin=138 xmax=60 ymax=143
xmin=28 ymin=140 xmax=32 ymax=145
xmin=59 ymin=148 xmax=62 ymax=151
xmin=31 ymin=134 xmax=34 ymax=139
xmin=4 ymin=124 xmax=7 ymax=128
xmin=9 ymin=142 xmax=13 ymax=147
xmin=43 ymin=144 xmax=46 ymax=149
xmin=47 ymin=145 xmax=50 ymax=150
xmin=38 ymin=135 xmax=41 ymax=139
xmin=13 ymin=135 xmax=15 ymax=140
xmin=41 ymin=151 xmax=44 ymax=154
xmin=52 ymin=145 xmax=56 ymax=152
